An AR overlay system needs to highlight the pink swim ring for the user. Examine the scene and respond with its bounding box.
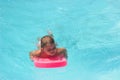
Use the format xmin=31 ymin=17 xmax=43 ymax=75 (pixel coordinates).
xmin=33 ymin=57 xmax=67 ymax=68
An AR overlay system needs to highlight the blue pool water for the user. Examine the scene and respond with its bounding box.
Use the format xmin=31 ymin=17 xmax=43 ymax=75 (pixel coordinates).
xmin=0 ymin=0 xmax=120 ymax=80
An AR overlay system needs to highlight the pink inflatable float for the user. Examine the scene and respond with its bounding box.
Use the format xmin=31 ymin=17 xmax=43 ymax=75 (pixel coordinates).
xmin=33 ymin=57 xmax=67 ymax=68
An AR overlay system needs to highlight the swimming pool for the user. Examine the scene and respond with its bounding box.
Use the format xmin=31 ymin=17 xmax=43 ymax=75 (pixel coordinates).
xmin=0 ymin=0 xmax=120 ymax=80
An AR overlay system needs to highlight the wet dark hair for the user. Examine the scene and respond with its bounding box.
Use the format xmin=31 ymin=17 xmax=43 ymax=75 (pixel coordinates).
xmin=41 ymin=35 xmax=55 ymax=48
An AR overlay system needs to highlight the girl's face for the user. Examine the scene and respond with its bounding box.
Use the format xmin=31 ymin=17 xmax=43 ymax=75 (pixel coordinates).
xmin=41 ymin=36 xmax=56 ymax=56
xmin=43 ymin=43 xmax=56 ymax=56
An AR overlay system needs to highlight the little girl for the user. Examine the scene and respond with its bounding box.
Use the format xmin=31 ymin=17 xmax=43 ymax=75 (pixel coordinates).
xmin=29 ymin=33 xmax=67 ymax=61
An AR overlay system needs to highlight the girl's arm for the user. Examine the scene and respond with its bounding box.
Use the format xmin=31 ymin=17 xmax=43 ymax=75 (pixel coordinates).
xmin=29 ymin=50 xmax=41 ymax=60
xmin=58 ymin=48 xmax=68 ymax=59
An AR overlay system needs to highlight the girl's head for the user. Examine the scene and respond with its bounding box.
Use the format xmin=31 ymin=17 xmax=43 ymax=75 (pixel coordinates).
xmin=41 ymin=35 xmax=56 ymax=55
xmin=41 ymin=35 xmax=55 ymax=48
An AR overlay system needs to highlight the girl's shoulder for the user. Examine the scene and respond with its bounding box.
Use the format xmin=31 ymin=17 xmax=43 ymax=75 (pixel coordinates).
xmin=57 ymin=48 xmax=66 ymax=54
xmin=30 ymin=49 xmax=41 ymax=54
xmin=56 ymin=48 xmax=67 ymax=59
